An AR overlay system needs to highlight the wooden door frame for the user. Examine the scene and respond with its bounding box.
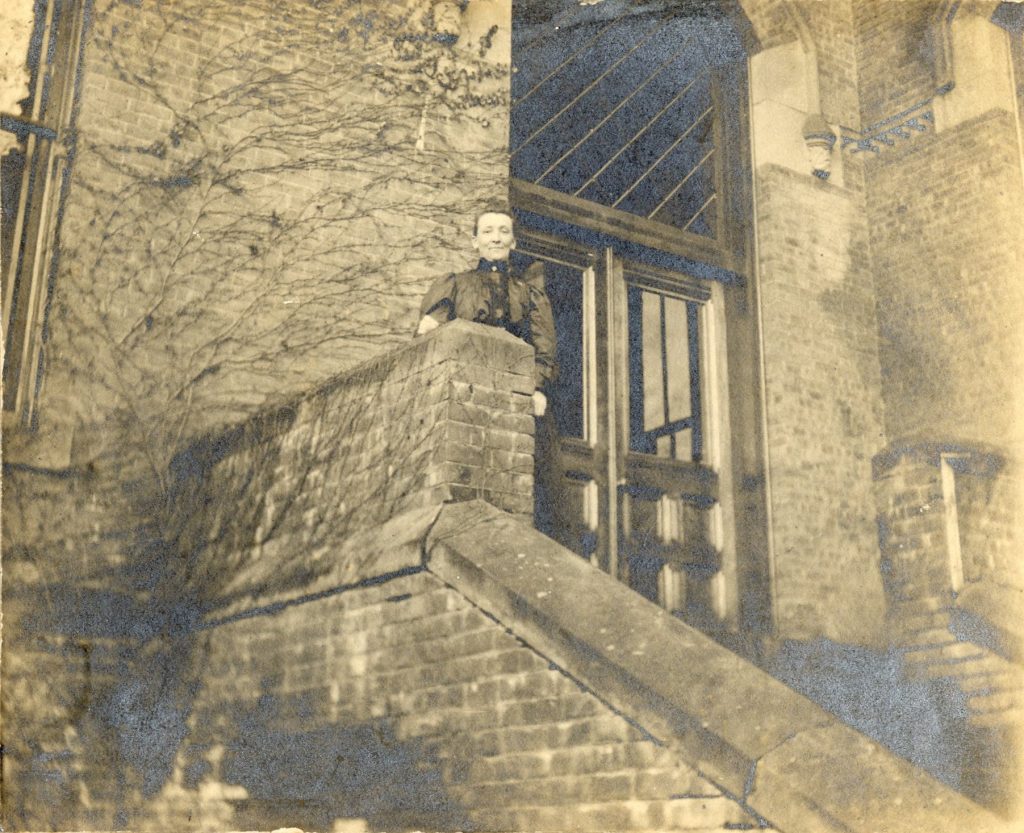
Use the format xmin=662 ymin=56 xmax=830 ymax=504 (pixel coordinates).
xmin=508 ymin=57 xmax=771 ymax=638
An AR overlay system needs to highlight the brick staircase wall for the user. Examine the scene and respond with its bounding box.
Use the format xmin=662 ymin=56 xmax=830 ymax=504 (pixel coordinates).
xmin=163 ymin=320 xmax=537 ymax=613
xmin=125 ymin=324 xmax=1008 ymax=833
xmin=127 ymin=321 xmax=766 ymax=831
xmin=144 ymin=570 xmax=762 ymax=832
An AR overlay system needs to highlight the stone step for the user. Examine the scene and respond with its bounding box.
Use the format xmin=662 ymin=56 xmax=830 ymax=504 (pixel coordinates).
xmin=913 ymin=651 xmax=1024 ymax=685
xmin=900 ymin=626 xmax=954 ymax=648
xmin=903 ymin=640 xmax=988 ymax=670
xmin=956 ymin=668 xmax=1024 ymax=695
xmin=891 ymin=596 xmax=951 ymax=616
xmin=967 ymin=689 xmax=1024 ymax=715
xmin=969 ymin=705 xmax=1024 ymax=730
xmin=891 ymin=611 xmax=952 ymax=639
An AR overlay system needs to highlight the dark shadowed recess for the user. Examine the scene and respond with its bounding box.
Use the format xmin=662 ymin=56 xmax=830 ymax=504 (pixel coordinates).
xmin=765 ymin=638 xmax=969 ymax=792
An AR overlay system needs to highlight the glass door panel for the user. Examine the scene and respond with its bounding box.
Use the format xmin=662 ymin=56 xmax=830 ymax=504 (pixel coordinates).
xmin=546 ymin=259 xmax=589 ymax=440
xmin=618 ymin=271 xmax=719 ymax=625
xmin=514 ymin=232 xmax=600 ymax=559
xmin=627 ymin=287 xmax=702 ymax=462
xmin=518 ymin=232 xmax=727 ymax=628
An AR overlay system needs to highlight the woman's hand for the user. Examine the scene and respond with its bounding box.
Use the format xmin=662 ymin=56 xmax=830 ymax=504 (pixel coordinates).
xmin=416 ymin=315 xmax=440 ymax=336
xmin=532 ymin=390 xmax=547 ymax=418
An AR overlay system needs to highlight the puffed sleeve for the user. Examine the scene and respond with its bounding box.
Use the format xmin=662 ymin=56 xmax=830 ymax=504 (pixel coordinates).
xmin=419 ymin=272 xmax=458 ymax=323
xmin=524 ymin=262 xmax=558 ymax=391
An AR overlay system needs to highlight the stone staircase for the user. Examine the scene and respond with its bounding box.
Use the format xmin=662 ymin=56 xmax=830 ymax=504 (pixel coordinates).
xmin=896 ymin=597 xmax=1024 ymax=728
xmin=892 ymin=596 xmax=1023 ymax=808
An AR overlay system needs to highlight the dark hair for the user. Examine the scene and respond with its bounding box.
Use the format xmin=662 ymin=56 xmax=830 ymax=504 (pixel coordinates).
xmin=474 ymin=205 xmax=514 ymax=235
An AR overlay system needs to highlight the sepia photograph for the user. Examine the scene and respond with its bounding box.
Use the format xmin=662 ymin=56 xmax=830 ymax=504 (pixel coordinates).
xmin=1 ymin=0 xmax=1023 ymax=830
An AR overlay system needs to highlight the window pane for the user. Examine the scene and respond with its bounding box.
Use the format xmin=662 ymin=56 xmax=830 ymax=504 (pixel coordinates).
xmin=543 ymin=259 xmax=585 ymax=439
xmin=628 ymin=286 xmax=702 ymax=461
xmin=641 ymin=290 xmax=663 ymax=435
xmin=511 ymin=8 xmax=744 ymax=240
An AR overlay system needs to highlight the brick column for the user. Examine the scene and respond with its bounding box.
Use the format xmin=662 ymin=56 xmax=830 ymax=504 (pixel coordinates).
xmin=871 ymin=441 xmax=1003 ymax=638
xmin=873 ymin=447 xmax=953 ymax=609
xmin=421 ymin=320 xmax=538 ymax=517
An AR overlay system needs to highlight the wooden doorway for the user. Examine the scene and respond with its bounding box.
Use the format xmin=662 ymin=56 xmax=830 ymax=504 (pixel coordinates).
xmin=519 ymin=228 xmax=731 ymax=630
xmin=510 ymin=0 xmax=772 ymax=638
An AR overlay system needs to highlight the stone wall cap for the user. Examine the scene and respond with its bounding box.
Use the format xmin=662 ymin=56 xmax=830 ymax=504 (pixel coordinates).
xmin=426 ymin=500 xmax=1011 ymax=833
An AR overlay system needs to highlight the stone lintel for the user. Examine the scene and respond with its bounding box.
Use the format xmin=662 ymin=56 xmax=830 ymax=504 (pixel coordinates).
xmin=872 ymin=439 xmax=1005 ymax=480
xmin=426 ymin=499 xmax=1010 ymax=833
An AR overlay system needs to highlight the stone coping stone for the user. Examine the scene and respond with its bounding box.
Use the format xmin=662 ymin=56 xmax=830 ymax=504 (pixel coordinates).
xmin=425 ymin=500 xmax=1012 ymax=833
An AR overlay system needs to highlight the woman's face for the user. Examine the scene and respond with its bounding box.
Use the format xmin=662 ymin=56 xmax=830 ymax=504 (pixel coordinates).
xmin=473 ymin=213 xmax=516 ymax=262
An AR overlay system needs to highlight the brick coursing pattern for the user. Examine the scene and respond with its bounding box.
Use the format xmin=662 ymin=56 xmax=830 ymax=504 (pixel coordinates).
xmin=872 ymin=448 xmax=1024 ymax=811
xmin=863 ymin=107 xmax=1024 ymax=666
xmin=2 ymin=322 xmax=538 ymax=829
xmin=43 ymin=0 xmax=510 ymax=455
xmin=4 ymin=2 xmax=511 ymax=825
xmin=1 ymin=467 xmax=144 ymax=830
xmin=163 ymin=322 xmax=536 ymax=612
xmin=871 ymin=441 xmax=1024 ymax=645
xmin=754 ymin=163 xmax=888 ymax=644
xmin=865 ymin=110 xmax=1024 ymax=450
xmin=800 ymin=0 xmax=861 ymax=125
xmin=854 ymin=0 xmax=937 ymax=127
xmin=873 ymin=452 xmax=953 ymax=606
xmin=142 ymin=571 xmax=761 ymax=832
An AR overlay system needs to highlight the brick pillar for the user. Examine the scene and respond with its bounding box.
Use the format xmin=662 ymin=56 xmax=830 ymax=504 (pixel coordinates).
xmin=873 ymin=447 xmax=952 ymax=611
xmin=871 ymin=441 xmax=1003 ymax=639
xmin=422 ymin=320 xmax=537 ymax=518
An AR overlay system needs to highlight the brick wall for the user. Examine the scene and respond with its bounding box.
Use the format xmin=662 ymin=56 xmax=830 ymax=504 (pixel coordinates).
xmin=855 ymin=0 xmax=937 ymax=126
xmin=142 ymin=570 xmax=761 ymax=832
xmin=1 ymin=465 xmax=145 ymax=830
xmin=4 ymin=0 xmax=516 ymax=823
xmin=865 ymin=110 xmax=1024 ymax=449
xmin=165 ymin=321 xmax=536 ymax=612
xmin=2 ymin=320 xmax=541 ymax=830
xmin=799 ymin=0 xmax=860 ymax=125
xmin=863 ymin=108 xmax=1024 ymax=651
xmin=42 ymin=0 xmax=511 ymax=459
xmin=754 ymin=163 xmax=887 ymax=644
